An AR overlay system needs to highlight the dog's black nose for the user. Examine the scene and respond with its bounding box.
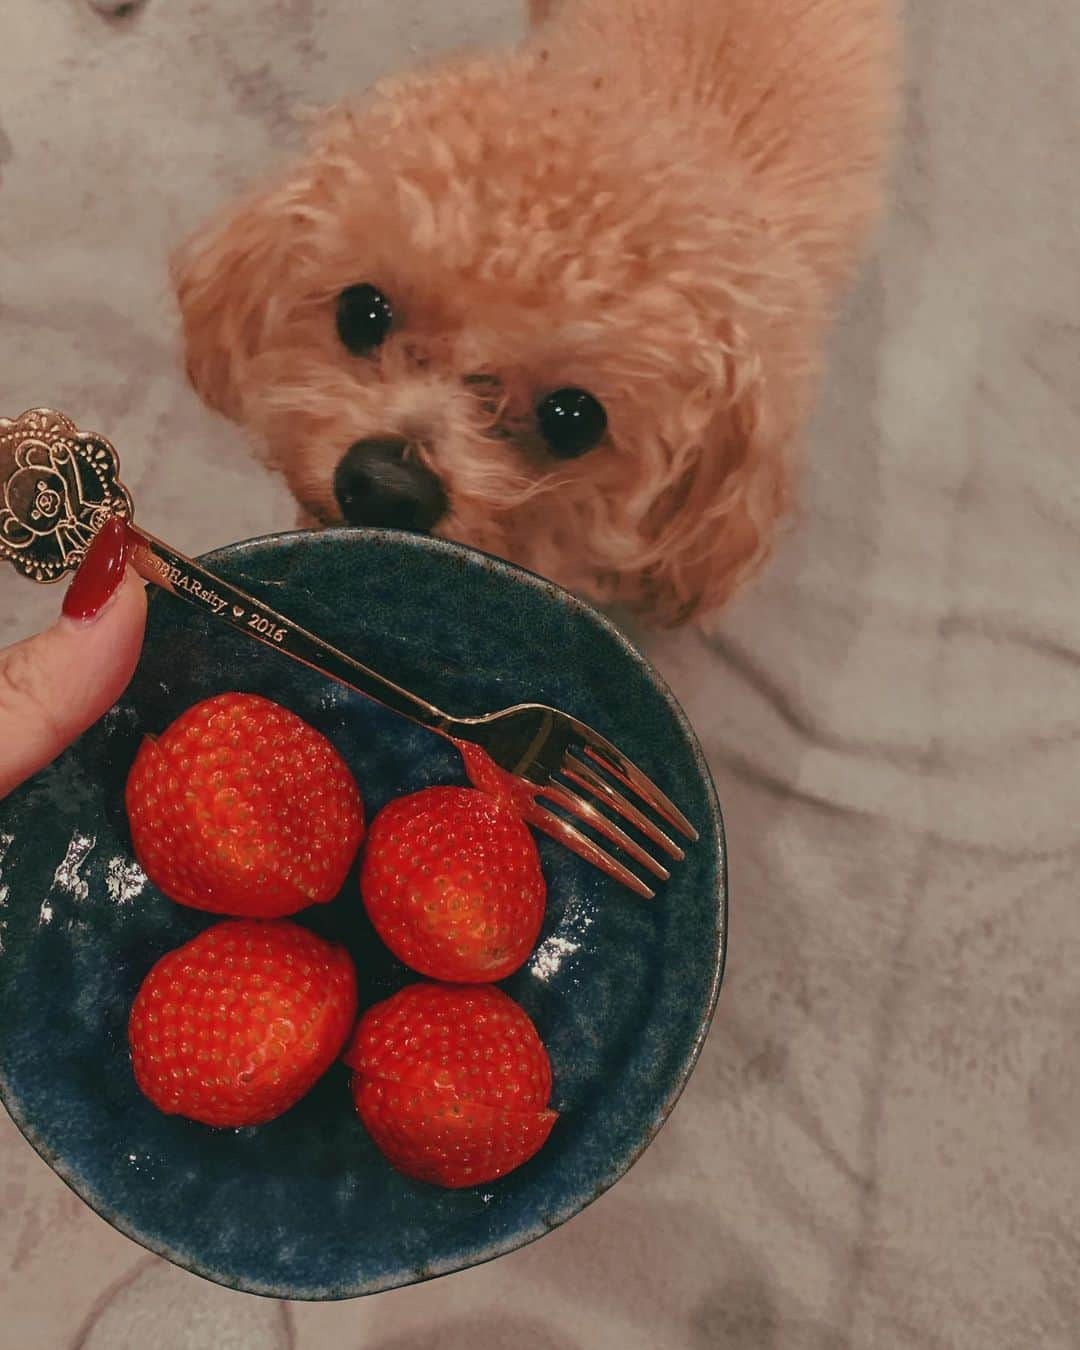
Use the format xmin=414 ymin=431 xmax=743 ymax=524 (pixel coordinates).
xmin=333 ymin=438 xmax=448 ymax=532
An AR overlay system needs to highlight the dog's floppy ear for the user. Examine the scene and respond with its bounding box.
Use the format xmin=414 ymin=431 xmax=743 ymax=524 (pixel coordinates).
xmin=635 ymin=341 xmax=793 ymax=627
xmin=170 ymin=175 xmax=306 ymax=421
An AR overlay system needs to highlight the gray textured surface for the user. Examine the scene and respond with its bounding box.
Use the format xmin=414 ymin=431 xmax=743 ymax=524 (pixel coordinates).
xmin=2 ymin=1 xmax=1079 ymax=1345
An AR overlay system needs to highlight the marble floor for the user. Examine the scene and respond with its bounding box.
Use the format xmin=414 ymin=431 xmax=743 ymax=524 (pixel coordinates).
xmin=2 ymin=2 xmax=1079 ymax=1346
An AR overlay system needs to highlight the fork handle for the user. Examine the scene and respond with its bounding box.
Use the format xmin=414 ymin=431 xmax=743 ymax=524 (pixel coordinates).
xmin=127 ymin=527 xmax=453 ymax=732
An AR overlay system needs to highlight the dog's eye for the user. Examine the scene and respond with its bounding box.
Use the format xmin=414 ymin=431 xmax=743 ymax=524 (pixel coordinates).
xmin=336 ymin=284 xmax=394 ymax=354
xmin=536 ymin=388 xmax=608 ymax=458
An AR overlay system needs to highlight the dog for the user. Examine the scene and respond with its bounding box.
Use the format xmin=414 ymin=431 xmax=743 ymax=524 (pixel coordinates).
xmin=173 ymin=0 xmax=896 ymax=625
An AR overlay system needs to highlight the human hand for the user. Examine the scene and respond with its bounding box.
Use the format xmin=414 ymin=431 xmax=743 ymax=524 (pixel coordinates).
xmin=0 ymin=518 xmax=147 ymax=797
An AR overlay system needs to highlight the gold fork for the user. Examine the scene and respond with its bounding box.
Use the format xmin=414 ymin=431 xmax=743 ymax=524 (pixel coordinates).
xmin=0 ymin=409 xmax=697 ymax=897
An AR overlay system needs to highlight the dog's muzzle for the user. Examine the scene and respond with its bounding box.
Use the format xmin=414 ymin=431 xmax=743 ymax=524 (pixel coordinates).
xmin=333 ymin=438 xmax=448 ymax=533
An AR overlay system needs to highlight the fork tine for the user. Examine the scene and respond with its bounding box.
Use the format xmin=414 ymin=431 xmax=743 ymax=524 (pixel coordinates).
xmin=538 ymin=783 xmax=671 ymax=882
xmin=578 ymin=732 xmax=699 ymax=841
xmin=528 ymin=804 xmax=656 ymax=899
xmin=562 ymin=755 xmax=685 ymax=861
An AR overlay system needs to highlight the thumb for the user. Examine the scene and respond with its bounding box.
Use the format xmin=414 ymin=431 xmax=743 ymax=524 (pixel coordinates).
xmin=0 ymin=520 xmax=148 ymax=798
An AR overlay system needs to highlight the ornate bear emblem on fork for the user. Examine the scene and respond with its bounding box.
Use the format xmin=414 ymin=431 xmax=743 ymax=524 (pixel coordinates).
xmin=0 ymin=409 xmax=133 ymax=582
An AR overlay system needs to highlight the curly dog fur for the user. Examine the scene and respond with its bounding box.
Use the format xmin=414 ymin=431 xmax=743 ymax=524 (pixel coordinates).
xmin=174 ymin=0 xmax=896 ymax=624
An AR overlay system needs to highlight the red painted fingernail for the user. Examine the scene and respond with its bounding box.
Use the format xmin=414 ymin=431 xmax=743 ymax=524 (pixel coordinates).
xmin=62 ymin=517 xmax=132 ymax=621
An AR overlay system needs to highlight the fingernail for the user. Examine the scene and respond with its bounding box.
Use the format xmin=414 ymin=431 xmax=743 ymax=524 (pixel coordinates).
xmin=62 ymin=517 xmax=132 ymax=621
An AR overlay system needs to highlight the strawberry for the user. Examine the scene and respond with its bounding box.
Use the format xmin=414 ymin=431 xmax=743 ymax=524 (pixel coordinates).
xmin=360 ymin=786 xmax=546 ymax=982
xmin=126 ymin=692 xmax=364 ymax=918
xmin=128 ymin=918 xmax=357 ymax=1128
xmin=453 ymin=738 xmax=540 ymax=820
xmin=345 ymin=983 xmax=557 ymax=1187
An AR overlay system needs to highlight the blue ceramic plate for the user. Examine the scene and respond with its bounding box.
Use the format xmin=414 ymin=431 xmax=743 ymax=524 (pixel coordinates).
xmin=0 ymin=530 xmax=726 ymax=1299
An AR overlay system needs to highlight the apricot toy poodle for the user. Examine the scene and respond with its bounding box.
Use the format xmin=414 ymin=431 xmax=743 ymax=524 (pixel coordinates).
xmin=173 ymin=0 xmax=896 ymax=624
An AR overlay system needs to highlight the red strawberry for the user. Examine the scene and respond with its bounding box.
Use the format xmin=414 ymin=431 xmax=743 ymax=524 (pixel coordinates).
xmin=360 ymin=786 xmax=546 ymax=982
xmin=453 ymin=739 xmax=540 ymax=820
xmin=129 ymin=919 xmax=357 ymax=1127
xmin=345 ymin=983 xmax=557 ymax=1187
xmin=126 ymin=692 xmax=364 ymax=918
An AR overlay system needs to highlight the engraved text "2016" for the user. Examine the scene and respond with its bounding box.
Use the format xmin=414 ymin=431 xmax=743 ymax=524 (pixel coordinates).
xmin=247 ymin=613 xmax=287 ymax=643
